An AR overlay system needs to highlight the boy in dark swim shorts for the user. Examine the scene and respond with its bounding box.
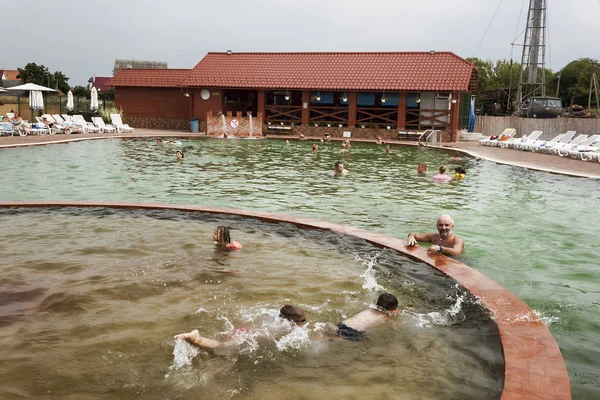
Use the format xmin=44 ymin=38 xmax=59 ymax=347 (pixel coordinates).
xmin=336 ymin=293 xmax=398 ymax=340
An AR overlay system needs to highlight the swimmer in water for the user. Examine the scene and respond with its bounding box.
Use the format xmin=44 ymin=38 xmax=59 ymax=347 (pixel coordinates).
xmin=417 ymin=162 xmax=427 ymax=175
xmin=174 ymin=305 xmax=306 ymax=354
xmin=454 ymin=167 xmax=466 ymax=179
xmin=333 ymin=161 xmax=349 ymax=176
xmin=405 ymin=214 xmax=464 ymax=256
xmin=334 ymin=293 xmax=399 ymax=340
xmin=432 ymin=165 xmax=451 ymax=181
xmin=213 ymin=226 xmax=243 ymax=250
xmin=176 ymin=150 xmax=184 ymax=161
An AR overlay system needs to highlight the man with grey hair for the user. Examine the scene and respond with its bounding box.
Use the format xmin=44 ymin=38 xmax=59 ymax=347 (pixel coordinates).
xmin=406 ymin=214 xmax=464 ymax=256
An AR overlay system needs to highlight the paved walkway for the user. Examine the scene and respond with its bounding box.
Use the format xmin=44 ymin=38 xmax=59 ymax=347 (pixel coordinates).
xmin=1 ymin=130 xmax=599 ymax=179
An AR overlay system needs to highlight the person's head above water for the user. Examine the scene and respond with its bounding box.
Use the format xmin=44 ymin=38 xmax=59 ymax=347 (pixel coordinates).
xmin=436 ymin=214 xmax=454 ymax=238
xmin=213 ymin=226 xmax=232 ymax=245
xmin=279 ymin=304 xmax=306 ymax=324
xmin=439 ymin=165 xmax=446 ymax=174
xmin=334 ymin=161 xmax=345 ymax=173
xmin=376 ymin=293 xmax=398 ymax=311
xmin=418 ymin=162 xmax=427 ymax=175
xmin=176 ymin=150 xmax=184 ymax=160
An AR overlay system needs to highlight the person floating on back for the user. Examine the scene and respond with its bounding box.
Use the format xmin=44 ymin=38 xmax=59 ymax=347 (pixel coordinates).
xmin=406 ymin=214 xmax=464 ymax=256
xmin=335 ymin=293 xmax=399 ymax=340
xmin=213 ymin=226 xmax=243 ymax=250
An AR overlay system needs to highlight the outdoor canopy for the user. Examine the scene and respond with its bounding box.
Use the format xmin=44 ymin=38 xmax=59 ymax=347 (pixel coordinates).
xmin=6 ymin=83 xmax=57 ymax=92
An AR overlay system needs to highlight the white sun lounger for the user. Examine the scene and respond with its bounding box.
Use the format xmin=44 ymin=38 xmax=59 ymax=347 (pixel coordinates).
xmin=559 ymin=135 xmax=600 ymax=157
xmin=110 ymin=114 xmax=134 ymax=133
xmin=548 ymin=134 xmax=588 ymax=155
xmin=92 ymin=117 xmax=117 ymax=133
xmin=71 ymin=115 xmax=101 ymax=133
xmin=540 ymin=131 xmax=576 ymax=153
xmin=478 ymin=128 xmax=516 ymax=146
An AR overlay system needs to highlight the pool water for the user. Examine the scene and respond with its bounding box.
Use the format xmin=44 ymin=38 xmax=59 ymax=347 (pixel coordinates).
xmin=0 ymin=208 xmax=502 ymax=399
xmin=1 ymin=138 xmax=599 ymax=398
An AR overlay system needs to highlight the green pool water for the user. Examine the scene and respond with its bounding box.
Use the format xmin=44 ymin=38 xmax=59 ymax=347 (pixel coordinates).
xmin=1 ymin=138 xmax=599 ymax=398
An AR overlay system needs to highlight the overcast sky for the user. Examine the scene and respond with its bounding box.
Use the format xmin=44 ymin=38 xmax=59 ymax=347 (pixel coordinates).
xmin=4 ymin=0 xmax=599 ymax=86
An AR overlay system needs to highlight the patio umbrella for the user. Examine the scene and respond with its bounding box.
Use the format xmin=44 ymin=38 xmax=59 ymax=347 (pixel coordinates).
xmin=7 ymin=83 xmax=57 ymax=92
xmin=90 ymin=87 xmax=99 ymax=111
xmin=67 ymin=90 xmax=74 ymax=111
xmin=36 ymin=91 xmax=44 ymax=111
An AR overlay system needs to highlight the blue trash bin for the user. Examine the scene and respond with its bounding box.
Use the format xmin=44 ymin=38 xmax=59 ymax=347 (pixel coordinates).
xmin=190 ymin=118 xmax=199 ymax=133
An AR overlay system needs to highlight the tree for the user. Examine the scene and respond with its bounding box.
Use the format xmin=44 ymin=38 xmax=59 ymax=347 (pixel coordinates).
xmin=17 ymin=62 xmax=70 ymax=93
xmin=557 ymin=58 xmax=598 ymax=106
xmin=71 ymin=85 xmax=90 ymax=98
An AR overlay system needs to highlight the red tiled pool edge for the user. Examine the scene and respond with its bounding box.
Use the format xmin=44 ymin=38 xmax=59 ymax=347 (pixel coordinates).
xmin=0 ymin=201 xmax=572 ymax=400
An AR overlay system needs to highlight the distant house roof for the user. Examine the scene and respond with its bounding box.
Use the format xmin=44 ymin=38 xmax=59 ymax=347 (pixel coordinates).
xmin=181 ymin=52 xmax=477 ymax=92
xmin=88 ymin=76 xmax=113 ymax=92
xmin=2 ymin=69 xmax=20 ymax=80
xmin=107 ymin=69 xmax=192 ymax=88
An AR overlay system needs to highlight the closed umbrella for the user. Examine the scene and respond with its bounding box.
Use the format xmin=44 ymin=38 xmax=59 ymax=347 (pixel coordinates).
xmin=90 ymin=87 xmax=99 ymax=111
xmin=67 ymin=90 xmax=74 ymax=111
xmin=36 ymin=91 xmax=44 ymax=111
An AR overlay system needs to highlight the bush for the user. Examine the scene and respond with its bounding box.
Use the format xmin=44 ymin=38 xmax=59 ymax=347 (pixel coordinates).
xmin=99 ymin=107 xmax=122 ymax=124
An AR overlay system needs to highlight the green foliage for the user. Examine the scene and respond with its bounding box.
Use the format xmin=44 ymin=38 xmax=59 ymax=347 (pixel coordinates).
xmin=467 ymin=58 xmax=522 ymax=92
xmin=71 ymin=85 xmax=90 ymax=98
xmin=17 ymin=63 xmax=70 ymax=93
xmin=557 ymin=58 xmax=599 ymax=106
xmin=99 ymin=107 xmax=122 ymax=124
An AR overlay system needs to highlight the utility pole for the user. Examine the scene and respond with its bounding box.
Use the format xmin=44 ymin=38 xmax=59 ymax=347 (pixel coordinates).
xmin=588 ymin=64 xmax=600 ymax=113
xmin=555 ymin=74 xmax=561 ymax=97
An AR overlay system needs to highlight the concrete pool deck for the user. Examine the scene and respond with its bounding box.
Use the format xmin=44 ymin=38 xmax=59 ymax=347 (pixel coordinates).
xmin=1 ymin=129 xmax=599 ymax=180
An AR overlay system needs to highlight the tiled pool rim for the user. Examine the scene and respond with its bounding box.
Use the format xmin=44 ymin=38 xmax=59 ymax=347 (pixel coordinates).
xmin=0 ymin=201 xmax=571 ymax=400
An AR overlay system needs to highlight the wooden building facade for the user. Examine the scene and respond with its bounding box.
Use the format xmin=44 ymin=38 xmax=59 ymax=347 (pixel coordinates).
xmin=108 ymin=52 xmax=477 ymax=141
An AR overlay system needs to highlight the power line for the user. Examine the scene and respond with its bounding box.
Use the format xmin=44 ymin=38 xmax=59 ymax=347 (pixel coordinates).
xmin=472 ymin=0 xmax=506 ymax=58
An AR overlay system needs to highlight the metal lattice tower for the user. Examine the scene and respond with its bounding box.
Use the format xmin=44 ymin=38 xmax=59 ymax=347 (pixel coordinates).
xmin=518 ymin=0 xmax=547 ymax=103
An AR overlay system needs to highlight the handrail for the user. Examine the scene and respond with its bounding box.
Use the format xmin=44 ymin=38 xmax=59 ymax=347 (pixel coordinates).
xmin=418 ymin=130 xmax=443 ymax=147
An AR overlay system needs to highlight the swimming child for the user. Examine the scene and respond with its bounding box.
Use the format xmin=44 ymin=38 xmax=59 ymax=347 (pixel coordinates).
xmin=312 ymin=144 xmax=319 ymax=152
xmin=417 ymin=162 xmax=427 ymax=175
xmin=174 ymin=305 xmax=305 ymax=354
xmin=335 ymin=293 xmax=398 ymax=340
xmin=176 ymin=150 xmax=184 ymax=161
xmin=213 ymin=226 xmax=243 ymax=250
xmin=454 ymin=167 xmax=466 ymax=179
xmin=432 ymin=165 xmax=451 ymax=182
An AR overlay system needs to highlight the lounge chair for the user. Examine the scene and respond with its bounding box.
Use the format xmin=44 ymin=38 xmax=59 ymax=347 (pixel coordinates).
xmin=580 ymin=145 xmax=600 ymax=161
xmin=61 ymin=114 xmax=73 ymax=122
xmin=110 ymin=114 xmax=134 ymax=133
xmin=478 ymin=128 xmax=516 ymax=146
xmin=72 ymin=115 xmax=101 ymax=133
xmin=52 ymin=114 xmax=66 ymax=123
xmin=539 ymin=131 xmax=576 ymax=153
xmin=1 ymin=122 xmax=17 ymax=136
xmin=559 ymin=135 xmax=600 ymax=157
xmin=525 ymin=133 xmax=564 ymax=152
xmin=503 ymin=131 xmax=543 ymax=149
xmin=548 ymin=134 xmax=588 ymax=155
xmin=92 ymin=117 xmax=117 ymax=133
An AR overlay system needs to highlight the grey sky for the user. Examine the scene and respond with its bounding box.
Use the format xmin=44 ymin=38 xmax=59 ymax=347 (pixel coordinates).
xmin=4 ymin=0 xmax=599 ymax=86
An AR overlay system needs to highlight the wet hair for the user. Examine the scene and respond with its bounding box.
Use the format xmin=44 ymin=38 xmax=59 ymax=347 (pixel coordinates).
xmin=176 ymin=151 xmax=184 ymax=159
xmin=439 ymin=165 xmax=446 ymax=174
xmin=335 ymin=161 xmax=343 ymax=168
xmin=214 ymin=226 xmax=231 ymax=244
xmin=376 ymin=293 xmax=398 ymax=311
xmin=455 ymin=167 xmax=466 ymax=174
xmin=279 ymin=305 xmax=305 ymax=323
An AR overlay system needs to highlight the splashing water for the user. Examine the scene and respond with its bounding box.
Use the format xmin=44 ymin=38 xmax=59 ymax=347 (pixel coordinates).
xmin=355 ymin=253 xmax=384 ymax=292
xmin=408 ymin=292 xmax=469 ymax=328
xmin=248 ymin=113 xmax=253 ymax=138
xmin=534 ymin=310 xmax=560 ymax=326
xmin=221 ymin=114 xmax=227 ymax=137
xmin=276 ymin=325 xmax=311 ymax=351
xmin=172 ymin=339 xmax=200 ymax=369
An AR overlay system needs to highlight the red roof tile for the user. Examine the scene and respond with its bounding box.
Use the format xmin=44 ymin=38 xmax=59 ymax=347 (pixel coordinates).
xmin=88 ymin=76 xmax=113 ymax=92
xmin=107 ymin=69 xmax=191 ymax=88
xmin=182 ymin=52 xmax=476 ymax=92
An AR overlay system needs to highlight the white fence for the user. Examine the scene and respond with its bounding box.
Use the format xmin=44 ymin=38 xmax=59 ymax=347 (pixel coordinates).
xmin=474 ymin=116 xmax=600 ymax=140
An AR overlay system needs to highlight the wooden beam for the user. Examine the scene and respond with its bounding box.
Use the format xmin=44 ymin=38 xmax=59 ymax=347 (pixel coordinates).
xmin=301 ymin=90 xmax=310 ymax=126
xmin=397 ymin=92 xmax=407 ymax=129
xmin=348 ymin=91 xmax=357 ymax=127
xmin=257 ymin=90 xmax=265 ymax=117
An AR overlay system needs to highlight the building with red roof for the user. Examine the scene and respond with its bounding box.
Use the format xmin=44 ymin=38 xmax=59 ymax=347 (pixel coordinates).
xmin=108 ymin=51 xmax=477 ymax=139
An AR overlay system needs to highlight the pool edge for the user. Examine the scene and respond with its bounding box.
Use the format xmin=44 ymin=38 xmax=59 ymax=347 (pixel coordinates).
xmin=0 ymin=200 xmax=572 ymax=400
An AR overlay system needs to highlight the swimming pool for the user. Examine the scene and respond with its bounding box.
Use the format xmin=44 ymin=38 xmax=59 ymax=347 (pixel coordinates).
xmin=0 ymin=207 xmax=503 ymax=399
xmin=1 ymin=138 xmax=599 ymax=398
